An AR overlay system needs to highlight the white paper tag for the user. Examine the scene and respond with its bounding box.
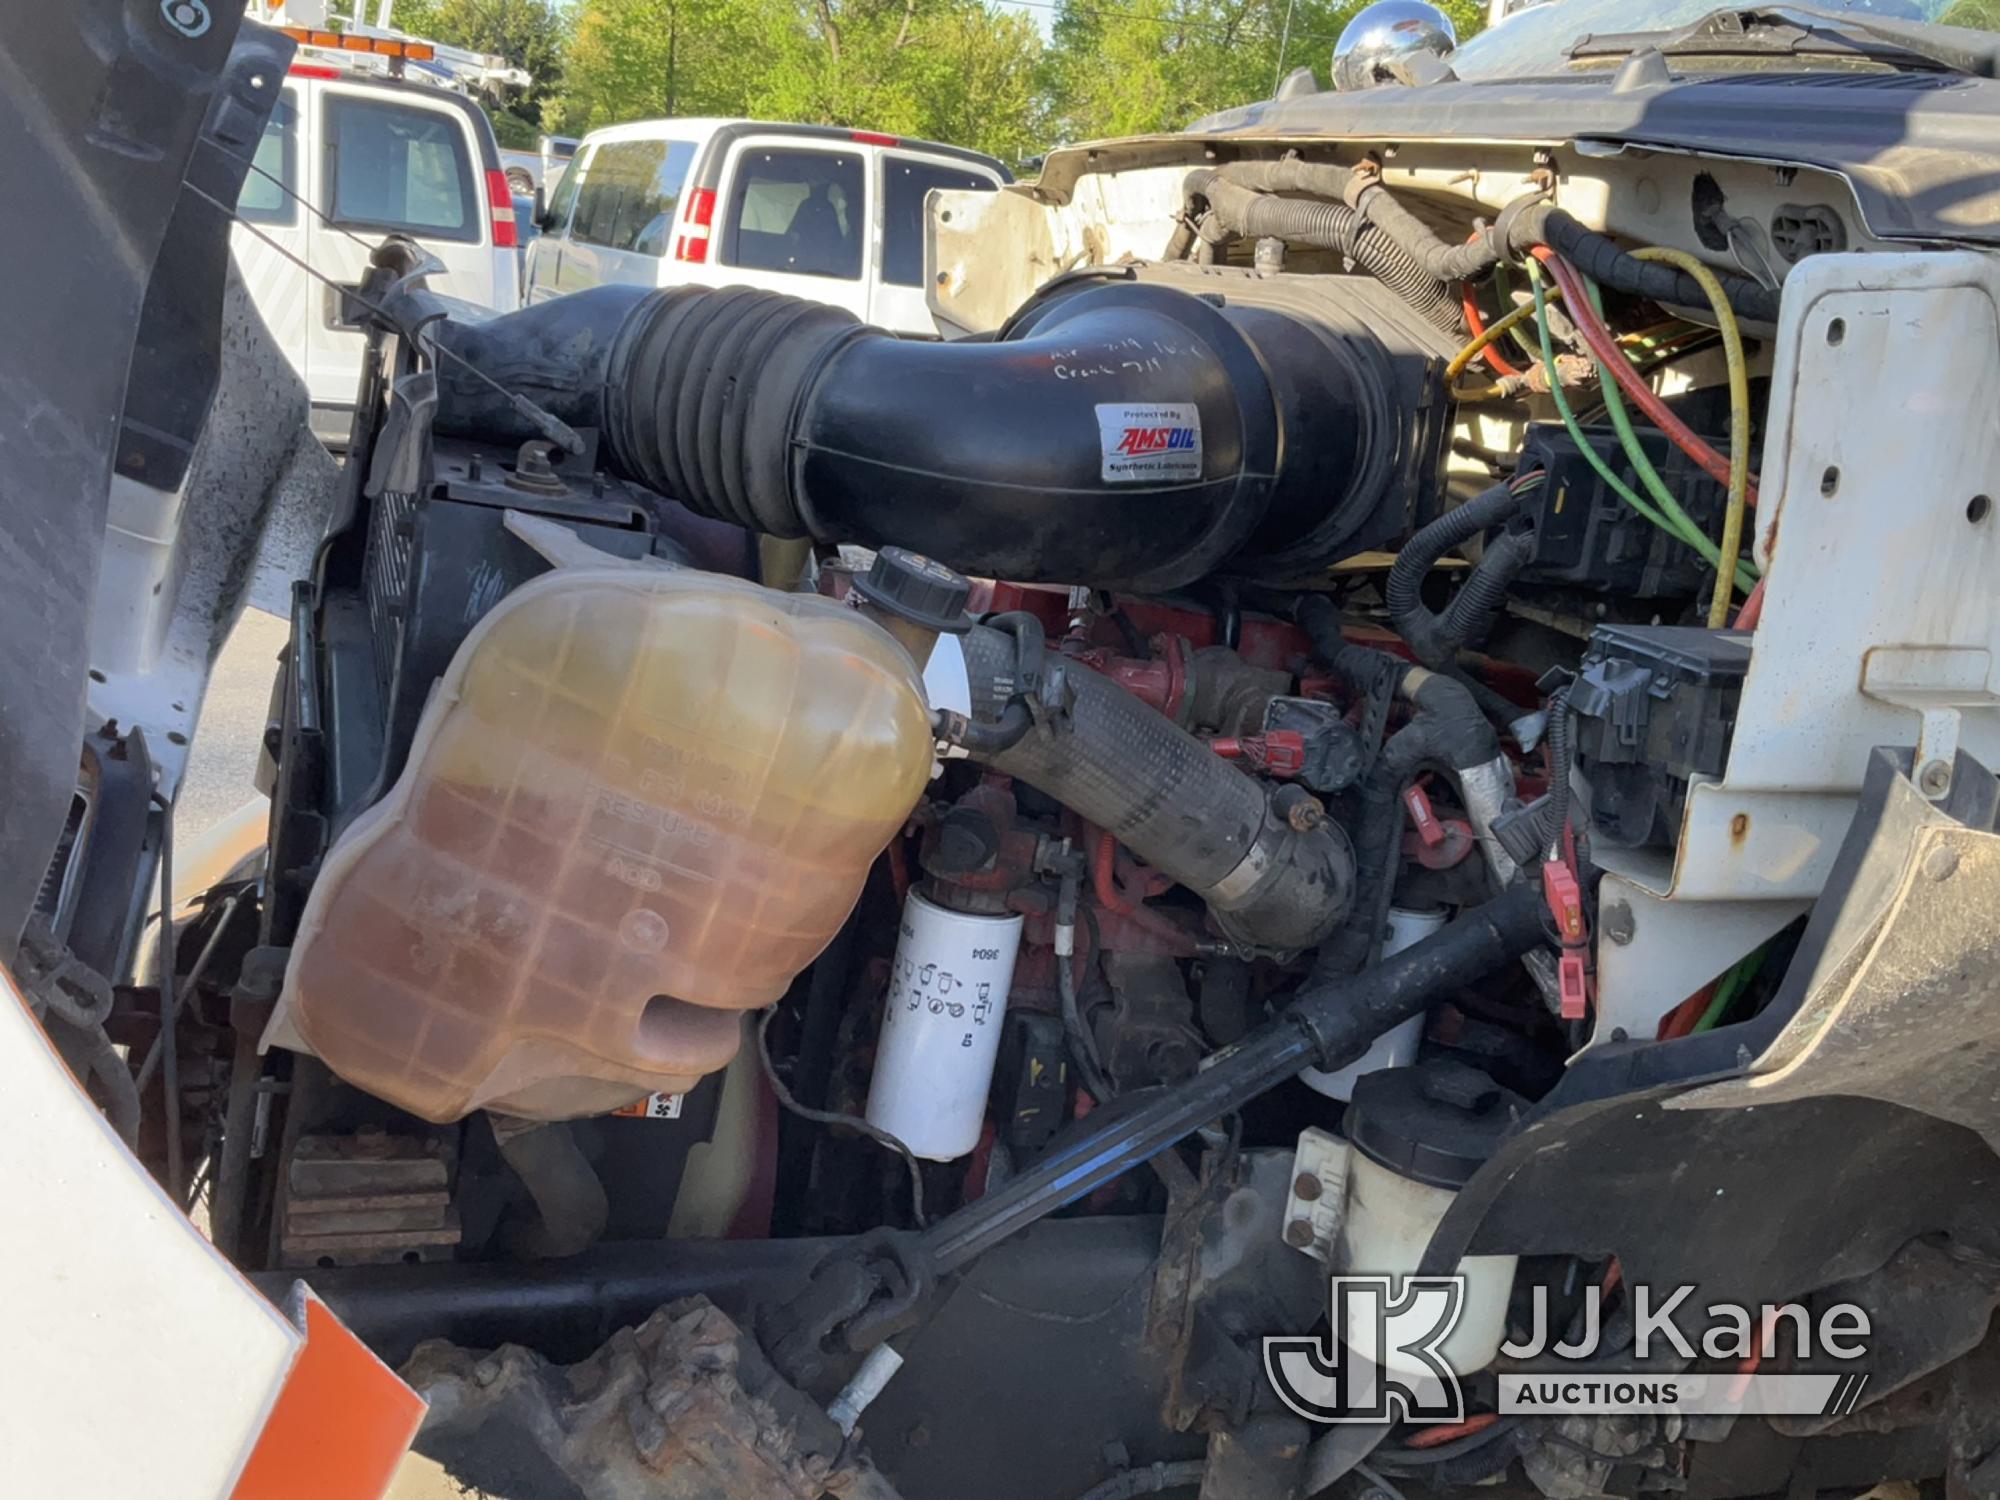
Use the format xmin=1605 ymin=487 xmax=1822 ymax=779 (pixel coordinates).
xmin=1096 ymin=403 xmax=1202 ymax=483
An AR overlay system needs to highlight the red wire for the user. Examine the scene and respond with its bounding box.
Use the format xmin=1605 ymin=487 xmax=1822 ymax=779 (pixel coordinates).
xmin=1461 ymin=283 xmax=1523 ymax=379
xmin=1728 ymin=1305 xmax=1793 ymax=1400
xmin=1086 ymin=823 xmax=1200 ymax=955
xmin=1657 ymin=981 xmax=1715 ymax=1040
xmin=1531 ymin=247 xmax=1759 ymax=508
xmin=1405 ymin=1411 xmax=1500 ymax=1448
xmin=1089 ymin=824 xmax=1138 ymax=915
xmin=885 ymin=836 xmax=910 ymax=905
xmin=1734 ymin=575 xmax=1767 ymax=630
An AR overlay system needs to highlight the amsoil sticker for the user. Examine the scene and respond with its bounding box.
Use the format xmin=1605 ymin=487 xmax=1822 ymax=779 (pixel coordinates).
xmin=1097 ymin=403 xmax=1202 ymax=483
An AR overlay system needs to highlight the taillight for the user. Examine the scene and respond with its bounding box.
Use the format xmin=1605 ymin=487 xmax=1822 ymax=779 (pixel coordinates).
xmin=286 ymin=63 xmax=340 ymax=78
xmin=850 ymin=130 xmax=900 ymax=147
xmin=486 ymin=168 xmax=518 ymax=249
xmin=673 ymin=186 xmax=716 ymax=263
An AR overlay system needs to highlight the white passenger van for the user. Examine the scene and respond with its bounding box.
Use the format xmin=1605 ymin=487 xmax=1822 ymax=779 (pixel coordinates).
xmin=233 ymin=23 xmax=524 ymax=443
xmin=523 ymin=120 xmax=1009 ymax=335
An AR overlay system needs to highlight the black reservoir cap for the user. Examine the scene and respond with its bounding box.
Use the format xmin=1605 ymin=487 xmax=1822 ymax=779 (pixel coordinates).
xmin=1345 ymin=1061 xmax=1524 ymax=1190
xmin=851 ymin=546 xmax=974 ymax=634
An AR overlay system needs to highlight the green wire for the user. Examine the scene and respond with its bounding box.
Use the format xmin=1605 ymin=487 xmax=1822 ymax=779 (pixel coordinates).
xmin=1692 ymin=946 xmax=1768 ymax=1033
xmin=1525 ymin=262 xmax=1698 ymax=559
xmin=1577 ymin=276 xmax=1758 ymax=594
xmin=1525 ymin=261 xmax=1756 ymax=596
xmin=1492 ymin=263 xmax=1543 ymax=362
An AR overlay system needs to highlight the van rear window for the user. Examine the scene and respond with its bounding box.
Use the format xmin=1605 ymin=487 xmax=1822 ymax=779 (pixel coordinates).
xmin=239 ymin=89 xmax=298 ymax=224
xmin=882 ymin=158 xmax=996 ymax=287
xmin=722 ymin=149 xmax=865 ymax=282
xmin=570 ymin=139 xmax=697 ymax=257
xmin=324 ymin=94 xmax=478 ymax=243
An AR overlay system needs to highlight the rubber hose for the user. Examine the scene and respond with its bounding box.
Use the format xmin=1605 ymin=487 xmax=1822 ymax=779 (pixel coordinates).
xmin=939 ymin=701 xmax=1033 ymax=755
xmin=71 ymin=1021 xmax=141 ymax=1146
xmin=1185 ymin=169 xmax=1462 ymax=335
xmin=495 ymin=1121 xmax=610 ymax=1260
xmin=1198 ymin=160 xmax=1516 ymax=288
xmin=1322 ymin=713 xmax=1444 ymax=977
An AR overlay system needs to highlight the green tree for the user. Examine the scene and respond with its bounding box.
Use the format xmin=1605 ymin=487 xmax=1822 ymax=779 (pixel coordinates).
xmin=385 ymin=0 xmax=568 ymax=138
xmin=555 ymin=0 xmax=791 ymax=129
xmin=556 ymin=0 xmax=1043 ymax=167
xmin=750 ymin=0 xmax=1045 ymax=164
xmin=1042 ymin=0 xmax=1482 ymax=143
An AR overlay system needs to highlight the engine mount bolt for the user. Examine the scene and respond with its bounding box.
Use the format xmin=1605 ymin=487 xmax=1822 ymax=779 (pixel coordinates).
xmin=1293 ymin=1173 xmax=1323 ymax=1202
xmin=1283 ymin=1218 xmax=1317 ymax=1249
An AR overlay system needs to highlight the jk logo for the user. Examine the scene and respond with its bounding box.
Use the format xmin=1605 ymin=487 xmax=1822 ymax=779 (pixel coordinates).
xmin=1265 ymin=1276 xmax=1469 ymax=1424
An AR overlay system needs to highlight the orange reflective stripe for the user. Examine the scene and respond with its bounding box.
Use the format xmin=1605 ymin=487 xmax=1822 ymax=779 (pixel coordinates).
xmin=231 ymin=1290 xmax=425 ymax=1500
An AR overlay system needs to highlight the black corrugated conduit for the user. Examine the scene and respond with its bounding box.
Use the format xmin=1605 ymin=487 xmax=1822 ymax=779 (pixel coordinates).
xmin=1439 ymin=527 xmax=1537 ymax=653
xmin=1384 ymin=478 xmax=1525 ymax=669
xmin=1182 ymin=166 xmax=1463 ymax=335
xmin=1182 ymin=162 xmax=1782 ymax=323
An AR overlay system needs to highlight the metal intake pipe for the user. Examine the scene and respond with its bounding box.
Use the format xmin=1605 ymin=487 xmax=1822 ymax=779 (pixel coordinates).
xmin=957 ymin=623 xmax=1354 ymax=951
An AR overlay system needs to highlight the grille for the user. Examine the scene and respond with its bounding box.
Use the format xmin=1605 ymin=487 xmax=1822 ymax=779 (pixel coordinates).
xmin=363 ymin=489 xmax=417 ymax=700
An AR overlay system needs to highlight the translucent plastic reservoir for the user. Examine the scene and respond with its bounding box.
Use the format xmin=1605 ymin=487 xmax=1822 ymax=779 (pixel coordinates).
xmin=272 ymin=566 xmax=934 ymax=1123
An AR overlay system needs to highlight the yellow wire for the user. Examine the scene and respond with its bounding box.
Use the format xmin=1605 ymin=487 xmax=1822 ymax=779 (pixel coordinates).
xmin=1631 ymin=247 xmax=1751 ymax=628
xmin=1446 ymin=285 xmax=1563 ymax=384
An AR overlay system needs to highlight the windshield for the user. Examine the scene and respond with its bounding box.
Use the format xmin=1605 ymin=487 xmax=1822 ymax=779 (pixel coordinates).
xmin=1450 ymin=0 xmax=2000 ymax=78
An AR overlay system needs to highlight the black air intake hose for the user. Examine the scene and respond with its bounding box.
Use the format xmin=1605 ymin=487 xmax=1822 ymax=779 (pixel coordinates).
xmin=429 ymin=277 xmax=1411 ymax=592
xmin=1184 ymin=167 xmax=1461 ymax=335
xmin=958 ymin=623 xmax=1355 ymax=951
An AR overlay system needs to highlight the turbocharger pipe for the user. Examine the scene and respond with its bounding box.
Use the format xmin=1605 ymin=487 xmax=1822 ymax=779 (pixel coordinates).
xmin=429 ymin=277 xmax=1404 ymax=591
xmin=958 ymin=623 xmax=1354 ymax=951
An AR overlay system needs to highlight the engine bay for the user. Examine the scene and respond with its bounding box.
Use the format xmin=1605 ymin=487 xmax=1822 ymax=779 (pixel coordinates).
xmin=14 ymin=9 xmax=2000 ymax=1498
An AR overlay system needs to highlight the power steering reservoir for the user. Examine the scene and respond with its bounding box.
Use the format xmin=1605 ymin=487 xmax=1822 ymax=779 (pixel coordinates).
xmin=1338 ymin=1061 xmax=1524 ymax=1378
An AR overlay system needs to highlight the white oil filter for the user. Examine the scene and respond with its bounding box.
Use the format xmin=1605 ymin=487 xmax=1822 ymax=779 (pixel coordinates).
xmin=1301 ymin=905 xmax=1449 ymax=1101
xmin=864 ymin=889 xmax=1023 ymax=1160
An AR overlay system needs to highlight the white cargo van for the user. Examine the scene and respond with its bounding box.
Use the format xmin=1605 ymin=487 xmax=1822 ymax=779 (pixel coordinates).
xmin=523 ymin=120 xmax=1008 ymax=334
xmin=233 ymin=46 xmax=522 ymax=444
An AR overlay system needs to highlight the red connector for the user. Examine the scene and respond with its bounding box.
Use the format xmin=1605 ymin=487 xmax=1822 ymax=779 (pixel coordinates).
xmin=1209 ymin=731 xmax=1304 ymax=778
xmin=1541 ymin=858 xmax=1591 ymax=1020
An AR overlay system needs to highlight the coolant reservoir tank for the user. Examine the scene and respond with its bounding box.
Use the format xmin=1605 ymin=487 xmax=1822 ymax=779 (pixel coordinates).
xmin=270 ymin=566 xmax=935 ymax=1123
